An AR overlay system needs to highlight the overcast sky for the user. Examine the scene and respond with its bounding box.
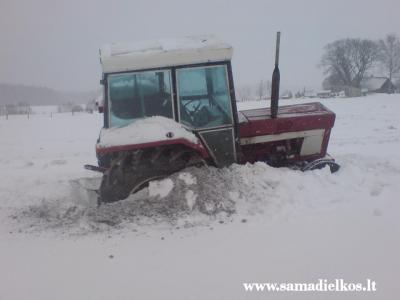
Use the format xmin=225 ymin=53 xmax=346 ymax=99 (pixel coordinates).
xmin=1 ymin=0 xmax=399 ymax=92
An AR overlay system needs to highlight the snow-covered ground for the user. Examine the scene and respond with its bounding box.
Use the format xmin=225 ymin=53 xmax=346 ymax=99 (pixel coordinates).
xmin=0 ymin=94 xmax=399 ymax=299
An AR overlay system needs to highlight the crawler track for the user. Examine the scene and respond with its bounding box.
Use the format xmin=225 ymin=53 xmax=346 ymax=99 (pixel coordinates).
xmin=99 ymin=145 xmax=204 ymax=204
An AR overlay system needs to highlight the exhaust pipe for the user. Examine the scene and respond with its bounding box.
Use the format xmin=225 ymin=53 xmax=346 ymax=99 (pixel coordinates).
xmin=270 ymin=31 xmax=280 ymax=118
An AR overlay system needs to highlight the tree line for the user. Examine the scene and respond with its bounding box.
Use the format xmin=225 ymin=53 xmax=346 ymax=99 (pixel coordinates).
xmin=321 ymin=33 xmax=400 ymax=92
xmin=236 ymin=33 xmax=400 ymax=101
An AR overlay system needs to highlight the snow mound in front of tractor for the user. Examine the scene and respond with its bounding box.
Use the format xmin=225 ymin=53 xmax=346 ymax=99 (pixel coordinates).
xmin=97 ymin=116 xmax=198 ymax=148
xmin=11 ymin=167 xmax=236 ymax=234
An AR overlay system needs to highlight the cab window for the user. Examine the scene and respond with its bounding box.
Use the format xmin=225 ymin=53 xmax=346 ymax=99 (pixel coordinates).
xmin=177 ymin=65 xmax=233 ymax=129
xmin=108 ymin=70 xmax=173 ymax=127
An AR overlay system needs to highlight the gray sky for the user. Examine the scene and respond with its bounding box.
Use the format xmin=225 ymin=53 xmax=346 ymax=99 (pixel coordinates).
xmin=1 ymin=0 xmax=399 ymax=92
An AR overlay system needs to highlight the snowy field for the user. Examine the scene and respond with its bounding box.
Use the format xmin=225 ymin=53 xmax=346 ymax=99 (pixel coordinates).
xmin=30 ymin=105 xmax=58 ymax=114
xmin=0 ymin=94 xmax=399 ymax=299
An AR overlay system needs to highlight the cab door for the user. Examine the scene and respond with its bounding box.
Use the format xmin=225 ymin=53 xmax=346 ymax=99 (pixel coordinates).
xmin=176 ymin=64 xmax=237 ymax=167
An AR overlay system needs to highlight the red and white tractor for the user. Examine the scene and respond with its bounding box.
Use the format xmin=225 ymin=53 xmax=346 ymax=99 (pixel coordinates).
xmin=86 ymin=33 xmax=339 ymax=203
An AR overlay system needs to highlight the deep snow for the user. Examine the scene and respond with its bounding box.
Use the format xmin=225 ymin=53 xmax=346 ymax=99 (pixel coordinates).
xmin=0 ymin=94 xmax=399 ymax=299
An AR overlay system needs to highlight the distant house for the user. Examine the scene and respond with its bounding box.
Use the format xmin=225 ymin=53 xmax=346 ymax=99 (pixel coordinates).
xmin=316 ymin=90 xmax=332 ymax=98
xmin=303 ymin=90 xmax=317 ymax=98
xmin=360 ymin=77 xmax=395 ymax=94
xmin=344 ymin=86 xmax=362 ymax=97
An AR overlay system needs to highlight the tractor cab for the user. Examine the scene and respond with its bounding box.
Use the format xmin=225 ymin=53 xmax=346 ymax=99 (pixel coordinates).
xmin=99 ymin=36 xmax=238 ymax=167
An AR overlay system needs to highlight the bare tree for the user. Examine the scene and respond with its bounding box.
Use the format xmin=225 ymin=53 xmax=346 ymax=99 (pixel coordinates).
xmin=237 ymin=85 xmax=252 ymax=101
xmin=255 ymin=80 xmax=271 ymax=100
xmin=378 ymin=34 xmax=400 ymax=81
xmin=256 ymin=80 xmax=265 ymax=100
xmin=321 ymin=38 xmax=379 ymax=88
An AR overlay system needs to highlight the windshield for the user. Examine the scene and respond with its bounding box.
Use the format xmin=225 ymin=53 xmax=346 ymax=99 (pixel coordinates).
xmin=108 ymin=70 xmax=173 ymax=127
xmin=177 ymin=65 xmax=233 ymax=129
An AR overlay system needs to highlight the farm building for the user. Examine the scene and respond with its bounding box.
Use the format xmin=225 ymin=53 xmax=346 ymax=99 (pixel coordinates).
xmin=316 ymin=90 xmax=332 ymax=98
xmin=360 ymin=77 xmax=395 ymax=94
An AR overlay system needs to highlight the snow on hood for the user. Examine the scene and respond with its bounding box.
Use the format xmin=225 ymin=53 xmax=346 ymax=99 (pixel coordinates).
xmin=97 ymin=116 xmax=198 ymax=148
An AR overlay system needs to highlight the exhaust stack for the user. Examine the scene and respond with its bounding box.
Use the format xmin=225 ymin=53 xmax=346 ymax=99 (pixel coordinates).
xmin=270 ymin=31 xmax=280 ymax=118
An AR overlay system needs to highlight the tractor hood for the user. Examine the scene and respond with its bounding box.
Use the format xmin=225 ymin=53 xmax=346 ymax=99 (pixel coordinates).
xmin=238 ymin=102 xmax=336 ymax=138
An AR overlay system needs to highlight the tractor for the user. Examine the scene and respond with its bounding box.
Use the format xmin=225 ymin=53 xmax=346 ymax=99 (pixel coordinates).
xmin=86 ymin=33 xmax=339 ymax=204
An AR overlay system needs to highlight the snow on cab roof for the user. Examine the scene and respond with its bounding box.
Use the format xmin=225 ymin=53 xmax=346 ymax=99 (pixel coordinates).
xmin=100 ymin=35 xmax=233 ymax=74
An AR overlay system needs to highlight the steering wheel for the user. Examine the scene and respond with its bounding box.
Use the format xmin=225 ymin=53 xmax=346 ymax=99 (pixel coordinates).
xmin=182 ymin=100 xmax=202 ymax=119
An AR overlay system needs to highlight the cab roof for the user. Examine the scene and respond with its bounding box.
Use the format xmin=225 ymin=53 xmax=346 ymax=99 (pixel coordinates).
xmin=100 ymin=35 xmax=233 ymax=74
